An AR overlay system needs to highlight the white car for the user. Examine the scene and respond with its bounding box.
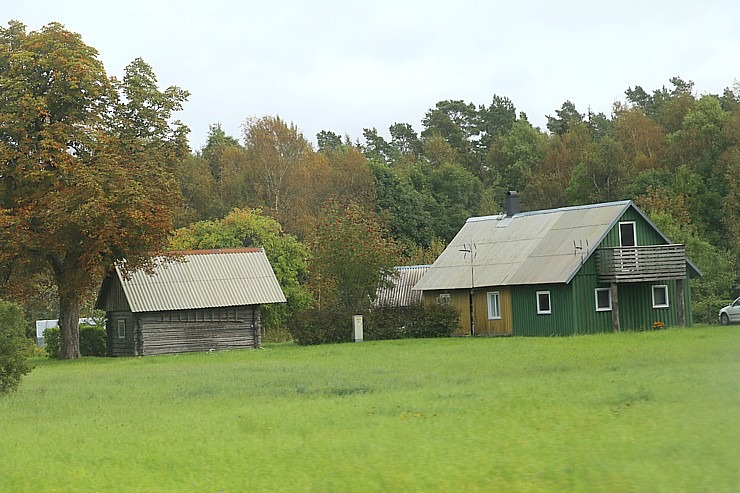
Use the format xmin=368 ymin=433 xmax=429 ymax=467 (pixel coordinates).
xmin=719 ymin=297 xmax=740 ymax=325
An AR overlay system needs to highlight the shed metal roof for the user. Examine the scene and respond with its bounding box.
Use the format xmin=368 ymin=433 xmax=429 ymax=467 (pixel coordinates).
xmin=110 ymin=248 xmax=286 ymax=313
xmin=374 ymin=265 xmax=431 ymax=306
xmin=414 ymin=201 xmax=636 ymax=291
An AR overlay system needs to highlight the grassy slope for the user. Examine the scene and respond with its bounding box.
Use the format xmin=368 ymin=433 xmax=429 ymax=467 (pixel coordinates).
xmin=1 ymin=326 xmax=739 ymax=492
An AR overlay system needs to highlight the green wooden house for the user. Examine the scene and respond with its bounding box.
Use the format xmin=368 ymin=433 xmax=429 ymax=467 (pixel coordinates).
xmin=413 ymin=196 xmax=701 ymax=336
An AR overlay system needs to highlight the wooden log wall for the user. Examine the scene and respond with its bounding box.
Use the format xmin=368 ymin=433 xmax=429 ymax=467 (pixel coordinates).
xmin=107 ymin=311 xmax=137 ymax=357
xmin=139 ymin=305 xmax=260 ymax=356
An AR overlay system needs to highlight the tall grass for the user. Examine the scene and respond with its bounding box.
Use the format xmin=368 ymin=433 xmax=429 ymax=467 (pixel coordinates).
xmin=2 ymin=326 xmax=738 ymax=492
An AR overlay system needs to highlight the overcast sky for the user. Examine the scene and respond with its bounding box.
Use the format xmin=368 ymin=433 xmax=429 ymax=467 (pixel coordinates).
xmin=6 ymin=1 xmax=739 ymax=150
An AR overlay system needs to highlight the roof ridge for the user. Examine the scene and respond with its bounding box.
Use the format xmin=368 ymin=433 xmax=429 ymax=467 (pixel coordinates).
xmin=168 ymin=247 xmax=263 ymax=256
xmin=465 ymin=200 xmax=632 ymax=223
xmin=514 ymin=200 xmax=632 ymax=218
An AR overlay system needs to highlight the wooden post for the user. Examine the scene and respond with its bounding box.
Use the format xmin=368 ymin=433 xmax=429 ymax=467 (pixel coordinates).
xmin=469 ymin=289 xmax=475 ymax=335
xmin=676 ymin=279 xmax=686 ymax=327
xmin=611 ymin=282 xmax=620 ymax=332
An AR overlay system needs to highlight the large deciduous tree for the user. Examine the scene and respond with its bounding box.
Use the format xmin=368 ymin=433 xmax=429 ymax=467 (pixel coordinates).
xmin=242 ymin=115 xmax=312 ymax=220
xmin=309 ymin=199 xmax=399 ymax=313
xmin=0 ymin=22 xmax=189 ymax=358
xmin=486 ymin=119 xmax=547 ymax=197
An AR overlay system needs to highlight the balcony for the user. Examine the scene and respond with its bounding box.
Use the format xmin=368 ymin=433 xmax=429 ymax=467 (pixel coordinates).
xmin=597 ymin=245 xmax=687 ymax=283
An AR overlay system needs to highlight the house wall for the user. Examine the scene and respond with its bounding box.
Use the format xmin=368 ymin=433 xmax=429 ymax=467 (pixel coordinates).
xmin=99 ymin=275 xmax=130 ymax=312
xmin=511 ymin=284 xmax=575 ymax=336
xmin=107 ymin=311 xmax=137 ymax=357
xmin=602 ymin=208 xmax=668 ymax=247
xmin=569 ymin=256 xmax=614 ymax=335
xmin=684 ymin=279 xmax=694 ymax=326
xmin=616 ymin=280 xmax=680 ymax=330
xmin=565 ymin=235 xmax=694 ymax=334
xmin=597 ymin=209 xmax=693 ymax=329
xmin=471 ymin=288 xmax=513 ymax=336
xmin=422 ymin=289 xmax=513 ymax=336
xmin=422 ymin=290 xmax=470 ymax=335
xmin=140 ymin=306 xmax=260 ymax=356
xmin=106 ymin=306 xmax=261 ymax=356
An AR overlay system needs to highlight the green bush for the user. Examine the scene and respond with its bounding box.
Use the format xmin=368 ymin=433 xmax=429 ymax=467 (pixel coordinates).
xmin=43 ymin=327 xmax=61 ymax=359
xmin=44 ymin=324 xmax=106 ymax=358
xmin=80 ymin=325 xmax=106 ymax=356
xmin=262 ymin=325 xmax=293 ymax=344
xmin=694 ymin=297 xmax=735 ymax=324
xmin=289 ymin=309 xmax=353 ymax=346
xmin=22 ymin=337 xmax=46 ymax=357
xmin=0 ymin=299 xmax=33 ymax=395
xmin=365 ymin=303 xmax=459 ymax=340
xmin=290 ymin=303 xmax=459 ymax=346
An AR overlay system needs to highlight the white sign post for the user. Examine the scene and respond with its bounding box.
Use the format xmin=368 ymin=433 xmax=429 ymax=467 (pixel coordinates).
xmin=352 ymin=315 xmax=364 ymax=342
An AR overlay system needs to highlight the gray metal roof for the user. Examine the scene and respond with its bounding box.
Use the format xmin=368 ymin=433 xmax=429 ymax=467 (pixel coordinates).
xmin=374 ymin=265 xmax=431 ymax=306
xmin=413 ymin=201 xmax=634 ymax=290
xmin=114 ymin=248 xmax=286 ymax=313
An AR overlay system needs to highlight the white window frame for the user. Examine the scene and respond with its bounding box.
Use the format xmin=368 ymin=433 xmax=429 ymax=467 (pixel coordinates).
xmin=487 ymin=291 xmax=501 ymax=320
xmin=652 ymin=285 xmax=669 ymax=308
xmin=619 ymin=221 xmax=637 ymax=247
xmin=117 ymin=319 xmax=126 ymax=339
xmin=536 ymin=291 xmax=551 ymax=315
xmin=437 ymin=293 xmax=451 ymax=306
xmin=595 ymin=288 xmax=612 ymax=311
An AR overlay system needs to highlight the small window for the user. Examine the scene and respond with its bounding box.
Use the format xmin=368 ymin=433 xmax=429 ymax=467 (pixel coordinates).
xmin=537 ymin=291 xmax=551 ymax=315
xmin=619 ymin=221 xmax=637 ymax=247
xmin=437 ymin=293 xmax=451 ymax=306
xmin=652 ymin=285 xmax=669 ymax=308
xmin=487 ymin=292 xmax=501 ymax=320
xmin=117 ymin=320 xmax=126 ymax=339
xmin=595 ymin=288 xmax=612 ymax=311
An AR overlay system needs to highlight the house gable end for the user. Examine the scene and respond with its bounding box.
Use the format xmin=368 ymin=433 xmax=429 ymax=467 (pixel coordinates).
xmin=95 ymin=272 xmax=131 ymax=312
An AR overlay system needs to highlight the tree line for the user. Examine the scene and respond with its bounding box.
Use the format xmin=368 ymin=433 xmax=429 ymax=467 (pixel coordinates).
xmin=179 ymin=79 xmax=739 ymax=322
xmin=1 ymin=21 xmax=737 ymax=361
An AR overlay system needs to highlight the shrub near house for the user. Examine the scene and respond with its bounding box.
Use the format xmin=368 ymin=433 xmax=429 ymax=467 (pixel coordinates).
xmin=0 ymin=299 xmax=32 ymax=394
xmin=289 ymin=303 xmax=459 ymax=345
xmin=43 ymin=324 xmax=106 ymax=358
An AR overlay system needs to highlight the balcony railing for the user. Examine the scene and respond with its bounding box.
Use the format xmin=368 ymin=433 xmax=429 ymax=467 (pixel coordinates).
xmin=597 ymin=245 xmax=687 ymax=283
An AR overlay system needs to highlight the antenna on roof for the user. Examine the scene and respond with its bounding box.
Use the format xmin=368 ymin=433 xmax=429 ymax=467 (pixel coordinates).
xmin=459 ymin=243 xmax=477 ymax=261
xmin=459 ymin=243 xmax=477 ymax=336
xmin=574 ymin=239 xmax=589 ymax=264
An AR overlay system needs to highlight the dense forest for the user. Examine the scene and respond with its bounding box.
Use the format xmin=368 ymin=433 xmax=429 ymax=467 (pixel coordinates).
xmin=177 ymin=77 xmax=739 ymax=322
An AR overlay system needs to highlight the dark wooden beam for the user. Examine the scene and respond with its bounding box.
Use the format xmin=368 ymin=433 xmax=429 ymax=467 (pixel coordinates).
xmin=611 ymin=282 xmax=620 ymax=333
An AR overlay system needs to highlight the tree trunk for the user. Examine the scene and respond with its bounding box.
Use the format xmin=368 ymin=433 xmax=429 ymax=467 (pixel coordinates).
xmin=59 ymin=294 xmax=82 ymax=359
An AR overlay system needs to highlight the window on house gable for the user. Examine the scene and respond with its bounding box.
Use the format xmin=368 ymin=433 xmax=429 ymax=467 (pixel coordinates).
xmin=537 ymin=291 xmax=551 ymax=315
xmin=487 ymin=291 xmax=501 ymax=320
xmin=595 ymin=288 xmax=612 ymax=311
xmin=652 ymin=285 xmax=669 ymax=308
xmin=619 ymin=221 xmax=637 ymax=247
xmin=437 ymin=293 xmax=451 ymax=306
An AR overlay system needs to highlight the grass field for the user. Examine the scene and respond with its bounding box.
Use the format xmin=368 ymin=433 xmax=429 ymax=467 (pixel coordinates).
xmin=2 ymin=325 xmax=739 ymax=492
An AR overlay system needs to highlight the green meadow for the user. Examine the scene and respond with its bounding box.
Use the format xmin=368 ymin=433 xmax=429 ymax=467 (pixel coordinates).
xmin=2 ymin=326 xmax=739 ymax=492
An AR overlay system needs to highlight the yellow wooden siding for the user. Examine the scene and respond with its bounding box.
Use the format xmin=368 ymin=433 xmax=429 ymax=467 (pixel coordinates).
xmin=423 ymin=289 xmax=512 ymax=336
xmin=473 ymin=288 xmax=512 ymax=336
xmin=423 ymin=290 xmax=471 ymax=335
